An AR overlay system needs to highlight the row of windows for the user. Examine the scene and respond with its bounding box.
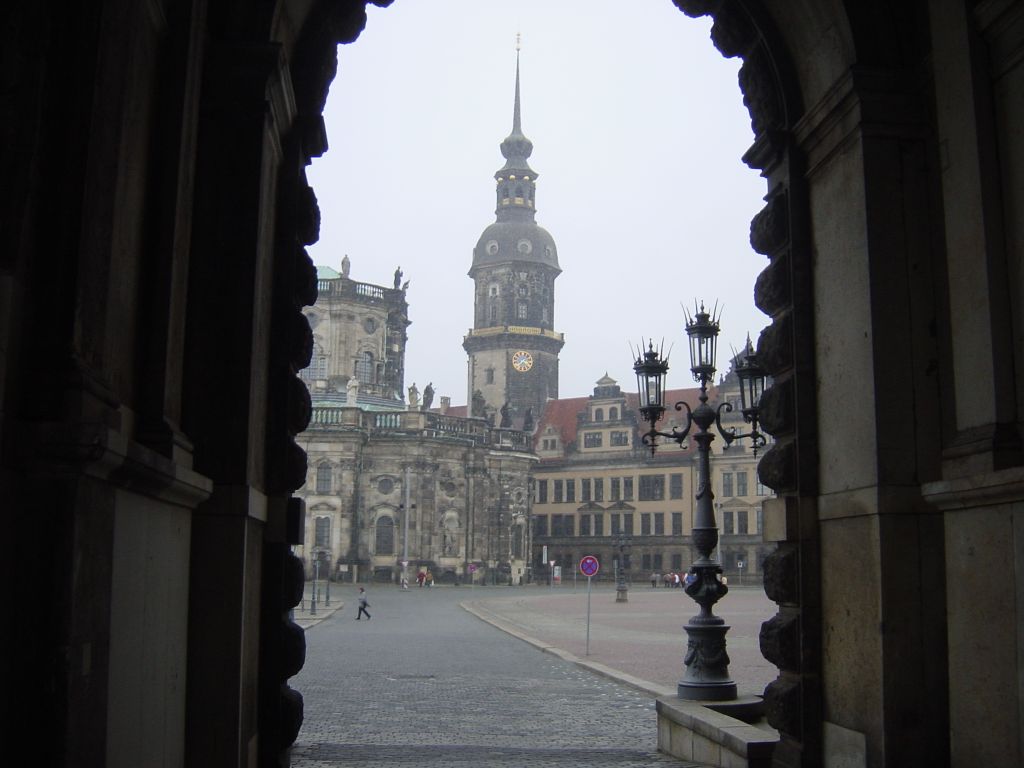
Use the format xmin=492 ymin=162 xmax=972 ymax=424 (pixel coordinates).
xmin=535 ymin=509 xmax=763 ymax=538
xmin=582 ymin=430 xmax=630 ymax=448
xmin=537 ymin=474 xmax=684 ymax=504
xmin=540 ymin=550 xmax=767 ymax=574
xmin=535 ymin=511 xmax=684 ymax=538
xmin=302 ymin=351 xmax=380 ymax=386
xmin=487 ymin=303 xmax=550 ymax=322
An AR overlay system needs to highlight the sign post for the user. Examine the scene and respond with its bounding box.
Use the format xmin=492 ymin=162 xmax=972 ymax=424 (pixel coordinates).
xmin=579 ymin=556 xmax=600 ymax=656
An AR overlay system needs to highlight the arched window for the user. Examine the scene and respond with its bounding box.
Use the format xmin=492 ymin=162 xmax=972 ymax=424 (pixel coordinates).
xmin=375 ymin=515 xmax=395 ymax=555
xmin=595 ymin=408 xmax=604 ymax=422
xmin=355 ymin=351 xmax=374 ymax=384
xmin=609 ymin=407 xmax=618 ymax=420
xmin=300 ymin=343 xmax=327 ymax=382
xmin=314 ymin=517 xmax=331 ymax=547
xmin=315 ymin=463 xmax=331 ymax=493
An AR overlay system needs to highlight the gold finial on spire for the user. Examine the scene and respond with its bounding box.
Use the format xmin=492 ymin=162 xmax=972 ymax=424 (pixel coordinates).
xmin=515 ymin=32 xmax=521 ymax=52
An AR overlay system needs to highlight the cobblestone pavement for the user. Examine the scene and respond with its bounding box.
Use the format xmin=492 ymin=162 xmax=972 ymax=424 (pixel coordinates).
xmin=465 ymin=584 xmax=776 ymax=697
xmin=290 ymin=585 xmax=708 ymax=767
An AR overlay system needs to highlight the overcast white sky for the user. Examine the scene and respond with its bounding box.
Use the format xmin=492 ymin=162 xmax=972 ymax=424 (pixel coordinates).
xmin=307 ymin=0 xmax=768 ymax=406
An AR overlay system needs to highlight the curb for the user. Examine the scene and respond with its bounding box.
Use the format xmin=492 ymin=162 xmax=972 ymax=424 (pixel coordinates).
xmin=460 ymin=599 xmax=675 ymax=700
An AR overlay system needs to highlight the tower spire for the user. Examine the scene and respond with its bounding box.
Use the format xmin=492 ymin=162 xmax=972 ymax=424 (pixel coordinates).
xmin=513 ymin=34 xmax=522 ymax=134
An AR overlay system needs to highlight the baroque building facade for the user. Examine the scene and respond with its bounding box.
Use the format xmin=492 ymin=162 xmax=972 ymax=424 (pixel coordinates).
xmin=293 ymin=263 xmax=535 ymax=585
xmin=532 ymin=369 xmax=771 ymax=584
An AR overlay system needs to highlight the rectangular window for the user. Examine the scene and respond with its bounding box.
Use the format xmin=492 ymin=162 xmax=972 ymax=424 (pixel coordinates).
xmin=653 ymin=553 xmax=663 ymax=570
xmin=723 ymin=510 xmax=734 ymax=535
xmin=486 ymin=368 xmax=495 ymax=384
xmin=538 ymin=480 xmax=548 ymax=503
xmin=594 ymin=478 xmax=604 ymax=502
xmin=641 ymin=514 xmax=651 ymax=536
xmin=315 ymin=464 xmax=331 ymax=494
xmin=566 ymin=479 xmax=576 ymax=503
xmin=738 ymin=510 xmax=749 ymax=534
xmin=581 ymin=479 xmax=592 ymax=503
xmin=722 ymin=472 xmax=734 ymax=497
xmin=580 ymin=514 xmax=591 ymax=536
xmin=610 ymin=430 xmax=629 ymax=446
xmin=672 ymin=512 xmax=683 ymax=536
xmin=756 ymin=508 xmax=763 ymax=533
xmin=756 ymin=480 xmax=768 ymax=496
xmin=670 ymin=553 xmax=682 ymax=571
xmin=737 ymin=471 xmax=748 ymax=497
xmin=611 ymin=477 xmax=621 ymax=501
xmin=623 ymin=477 xmax=634 ymax=501
xmin=517 ymin=302 xmax=528 ymax=319
xmin=670 ymin=473 xmax=683 ymax=500
xmin=624 ymin=513 xmax=634 ymax=535
xmin=554 ymin=479 xmax=564 ymax=503
xmin=314 ymin=517 xmax=331 ymax=548
xmin=611 ymin=514 xmax=621 ymax=535
xmin=583 ymin=432 xmax=603 ymax=448
xmin=642 ymin=553 xmax=652 ymax=571
xmin=551 ymin=515 xmax=575 ymax=537
xmin=534 ymin=515 xmax=549 ymax=536
xmin=593 ymin=514 xmax=604 ymax=536
xmin=654 ymin=512 xmax=665 ymax=535
xmin=639 ymin=474 xmax=665 ymax=501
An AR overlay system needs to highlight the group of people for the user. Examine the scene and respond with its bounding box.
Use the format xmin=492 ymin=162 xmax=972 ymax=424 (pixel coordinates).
xmin=651 ymin=571 xmax=695 ymax=588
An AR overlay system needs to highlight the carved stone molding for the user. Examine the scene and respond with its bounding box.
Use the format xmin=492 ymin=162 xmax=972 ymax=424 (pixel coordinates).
xmin=754 ymin=252 xmax=790 ymax=317
xmin=297 ymin=183 xmax=320 ymax=247
xmin=758 ymin=438 xmax=797 ymax=493
xmin=762 ymin=543 xmax=799 ymax=604
xmin=709 ymin=0 xmax=757 ymax=59
xmin=758 ymin=312 xmax=793 ymax=375
xmin=296 ymin=247 xmax=319 ymax=307
xmin=739 ymin=45 xmax=784 ymax=136
xmin=750 ymin=192 xmax=789 ymax=256
xmin=760 ymin=609 xmax=801 ymax=670
xmin=764 ymin=673 xmax=802 ymax=739
xmin=292 ymin=310 xmax=314 ymax=372
xmin=758 ymin=376 xmax=793 ymax=437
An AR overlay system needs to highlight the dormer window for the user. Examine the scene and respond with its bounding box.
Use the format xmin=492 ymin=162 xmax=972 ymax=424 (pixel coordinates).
xmin=595 ymin=408 xmax=604 ymax=422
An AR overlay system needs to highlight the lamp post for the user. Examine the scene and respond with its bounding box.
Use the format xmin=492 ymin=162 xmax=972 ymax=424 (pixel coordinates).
xmin=310 ymin=556 xmax=319 ymax=616
xmin=632 ymin=302 xmax=767 ymax=701
xmin=614 ymin=533 xmax=632 ymax=603
xmin=400 ymin=467 xmax=415 ymax=589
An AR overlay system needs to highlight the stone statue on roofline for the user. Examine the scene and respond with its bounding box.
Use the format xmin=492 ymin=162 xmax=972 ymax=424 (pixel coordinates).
xmin=421 ymin=382 xmax=434 ymax=411
xmin=407 ymin=382 xmax=419 ymax=409
xmin=499 ymin=401 xmax=511 ymax=428
xmin=346 ymin=376 xmax=359 ymax=405
xmin=341 ymin=254 xmax=350 ymax=277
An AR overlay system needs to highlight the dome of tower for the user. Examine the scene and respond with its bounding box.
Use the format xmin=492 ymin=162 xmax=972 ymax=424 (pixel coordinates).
xmin=472 ymin=220 xmax=560 ymax=273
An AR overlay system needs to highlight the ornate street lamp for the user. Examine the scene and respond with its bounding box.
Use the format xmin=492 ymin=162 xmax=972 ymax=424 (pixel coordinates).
xmin=614 ymin=533 xmax=632 ymax=603
xmin=632 ymin=302 xmax=767 ymax=701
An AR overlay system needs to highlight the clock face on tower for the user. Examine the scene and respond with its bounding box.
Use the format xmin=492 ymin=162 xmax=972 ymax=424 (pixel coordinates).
xmin=511 ymin=350 xmax=533 ymax=372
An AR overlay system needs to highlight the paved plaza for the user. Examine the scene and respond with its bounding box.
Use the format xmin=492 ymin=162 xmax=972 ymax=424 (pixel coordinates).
xmin=290 ymin=583 xmax=776 ymax=766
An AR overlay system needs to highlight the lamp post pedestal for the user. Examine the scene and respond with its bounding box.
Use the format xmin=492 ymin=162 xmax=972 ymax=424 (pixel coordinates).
xmin=615 ymin=581 xmax=629 ymax=603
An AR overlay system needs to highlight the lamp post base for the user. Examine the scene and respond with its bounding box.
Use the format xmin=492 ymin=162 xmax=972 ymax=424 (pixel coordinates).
xmin=677 ymin=622 xmax=737 ymax=701
xmin=616 ymin=584 xmax=629 ymax=603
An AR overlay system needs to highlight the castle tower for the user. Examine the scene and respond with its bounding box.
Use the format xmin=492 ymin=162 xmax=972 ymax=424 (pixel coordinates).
xmin=463 ymin=48 xmax=564 ymax=427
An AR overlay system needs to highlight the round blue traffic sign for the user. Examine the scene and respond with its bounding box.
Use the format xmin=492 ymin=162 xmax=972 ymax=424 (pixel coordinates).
xmin=579 ymin=555 xmax=600 ymax=577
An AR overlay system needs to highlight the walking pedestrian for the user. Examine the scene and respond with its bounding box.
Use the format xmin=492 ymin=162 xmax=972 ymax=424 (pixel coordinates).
xmin=416 ymin=570 xmax=426 ymax=588
xmin=650 ymin=571 xmax=659 ymax=588
xmin=355 ymin=587 xmax=371 ymax=620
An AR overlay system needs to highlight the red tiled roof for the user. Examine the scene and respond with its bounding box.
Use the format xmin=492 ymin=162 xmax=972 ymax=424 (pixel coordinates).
xmin=533 ymin=385 xmax=709 ymax=453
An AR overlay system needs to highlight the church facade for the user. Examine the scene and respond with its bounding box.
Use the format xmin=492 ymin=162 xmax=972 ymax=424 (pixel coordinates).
xmin=292 ymin=261 xmax=535 ymax=586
